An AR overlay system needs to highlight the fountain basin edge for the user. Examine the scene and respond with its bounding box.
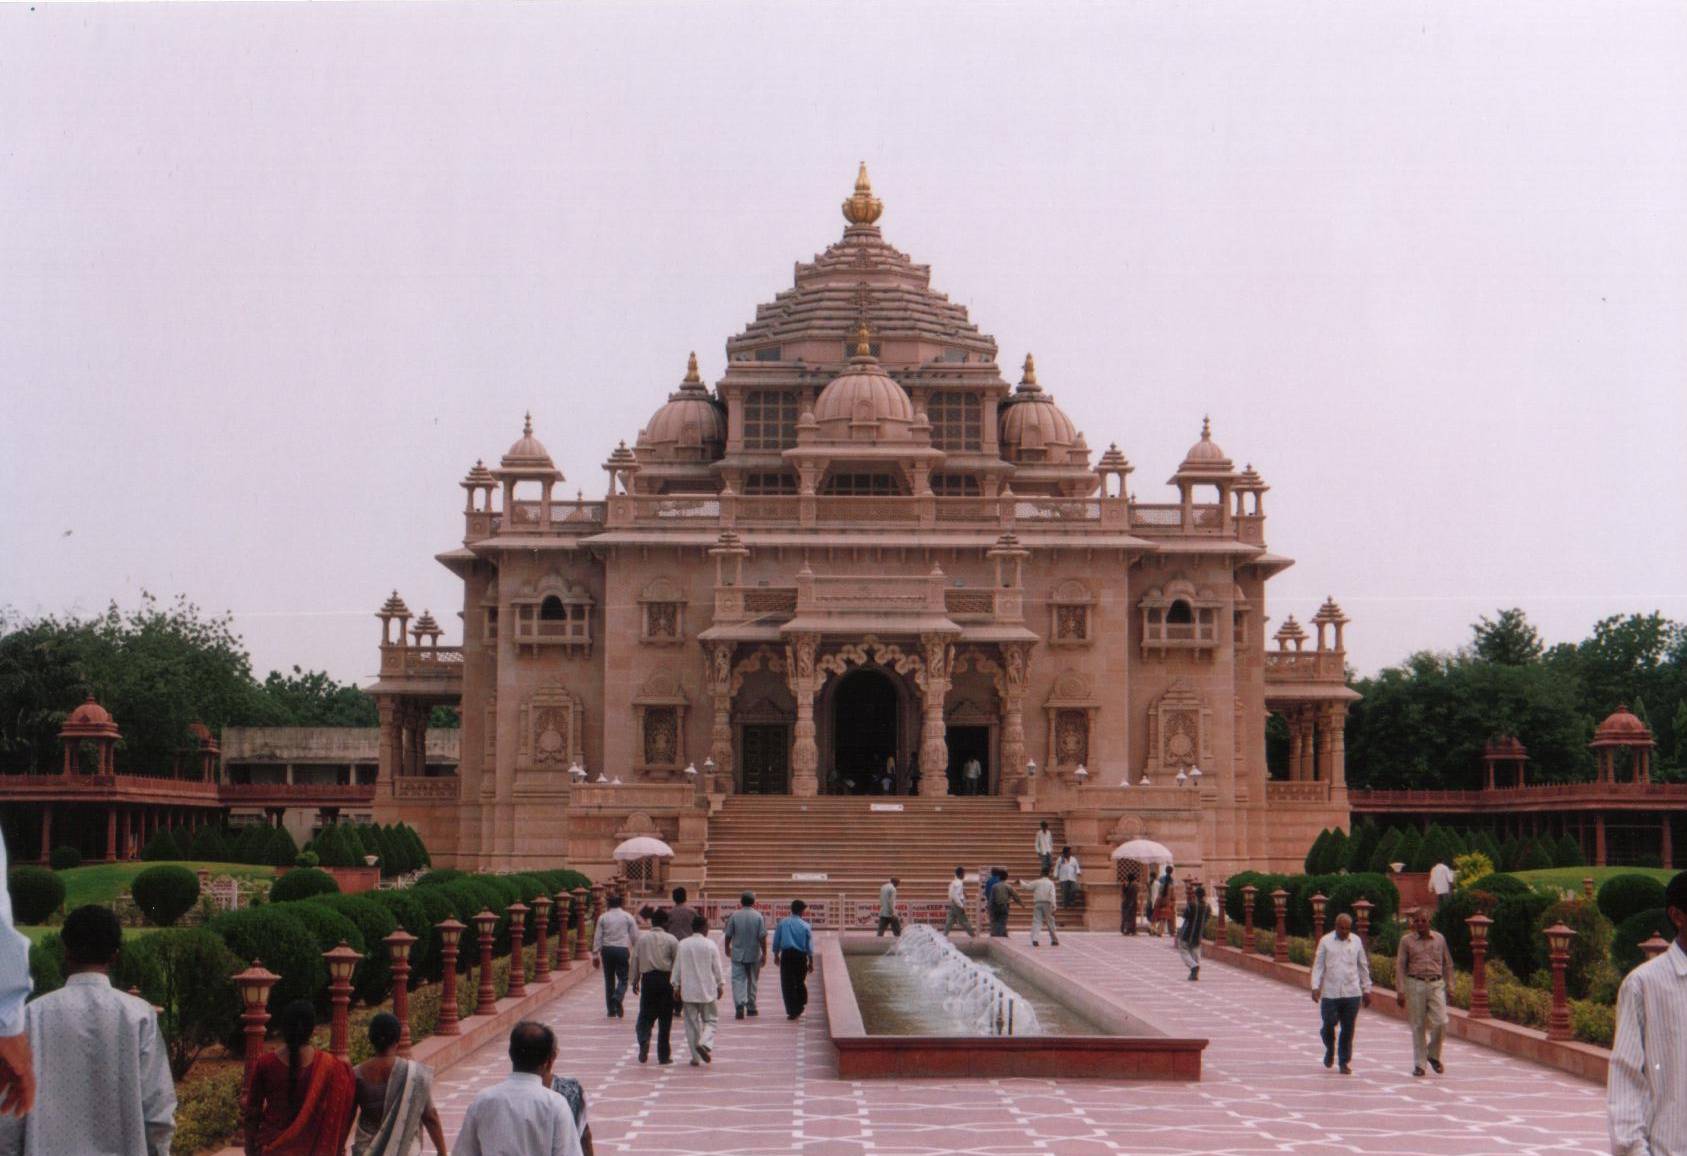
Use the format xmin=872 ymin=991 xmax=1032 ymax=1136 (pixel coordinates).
xmin=821 ymin=934 xmax=1206 ymax=1080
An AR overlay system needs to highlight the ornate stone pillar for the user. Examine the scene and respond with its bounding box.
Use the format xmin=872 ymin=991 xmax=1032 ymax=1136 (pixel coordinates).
xmin=998 ymin=642 xmax=1032 ymax=794
xmin=1286 ymin=715 xmax=1302 ymax=782
xmin=917 ymin=634 xmax=953 ymax=797
xmin=705 ymin=641 xmax=736 ymax=793
xmin=377 ymin=697 xmax=401 ymax=784
xmin=1297 ymin=711 xmax=1316 ymax=781
xmin=1328 ymin=702 xmax=1348 ymax=790
xmin=1316 ymin=706 xmax=1334 ymax=783
xmin=785 ymin=633 xmax=820 ymax=797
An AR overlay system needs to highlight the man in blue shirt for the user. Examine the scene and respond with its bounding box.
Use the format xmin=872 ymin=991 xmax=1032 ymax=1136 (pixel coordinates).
xmin=771 ymin=900 xmax=814 ymax=1021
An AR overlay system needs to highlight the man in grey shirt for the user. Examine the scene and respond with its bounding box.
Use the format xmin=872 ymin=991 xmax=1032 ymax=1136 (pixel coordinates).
xmin=722 ymin=891 xmax=768 ymax=1020
xmin=666 ymin=886 xmax=697 ymax=942
xmin=877 ymin=877 xmax=903 ymax=937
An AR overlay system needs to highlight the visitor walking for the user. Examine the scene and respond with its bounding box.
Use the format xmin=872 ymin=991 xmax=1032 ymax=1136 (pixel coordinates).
xmin=1056 ymin=846 xmax=1083 ymax=908
xmin=1428 ymin=859 xmax=1457 ymax=912
xmin=245 ymin=998 xmax=358 ymax=1155
xmin=631 ymin=908 xmax=679 ymax=1065
xmin=0 ymin=905 xmax=176 ymax=1156
xmin=1120 ymin=876 xmax=1140 ymax=936
xmin=1176 ymin=883 xmax=1209 ymax=980
xmin=591 ymin=893 xmax=639 ymax=1019
xmin=963 ymin=756 xmax=982 ymax=795
xmin=1609 ymin=870 xmax=1687 ymax=1156
xmin=1035 ymin=822 xmax=1054 ymax=876
xmin=547 ymin=1073 xmax=594 ymax=1156
xmin=666 ymin=887 xmax=697 ymax=942
xmin=1028 ymin=868 xmax=1061 ymax=947
xmin=944 ymin=867 xmax=977 ymax=937
xmin=1150 ymin=865 xmax=1176 ymax=936
xmin=772 ymin=900 xmax=815 ymax=1020
xmin=722 ymin=891 xmax=767 ymax=1020
xmin=876 ymin=877 xmax=903 ymax=937
xmin=1395 ymin=907 xmax=1454 ymax=1077
xmin=0 ymin=829 xmax=34 ymax=1121
xmin=671 ymin=914 xmax=725 ymax=1065
xmin=1310 ymin=913 xmax=1372 ymax=1075
xmin=988 ymin=867 xmax=1024 ymax=937
xmin=454 ymin=1022 xmax=583 ymax=1156
xmin=352 ymin=1012 xmax=449 ymax=1156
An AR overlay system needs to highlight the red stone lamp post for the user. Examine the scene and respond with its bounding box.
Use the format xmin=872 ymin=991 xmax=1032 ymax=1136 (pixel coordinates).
xmin=1241 ymin=885 xmax=1258 ymax=952
xmin=383 ymin=929 xmax=417 ymax=1055
xmin=1544 ymin=922 xmax=1576 ymax=1041
xmin=435 ymin=918 xmax=465 ymax=1036
xmin=591 ymin=884 xmax=606 ymax=924
xmin=1213 ymin=881 xmax=1227 ymax=935
xmin=531 ymin=895 xmax=553 ymax=984
xmin=1639 ymin=933 xmax=1672 ymax=962
xmin=1310 ymin=892 xmax=1328 ymax=943
xmin=323 ymin=941 xmax=363 ymax=1060
xmin=232 ymin=960 xmax=279 ymax=1091
xmin=1466 ymin=913 xmax=1493 ymax=1019
xmin=555 ymin=893 xmax=574 ymax=971
xmin=473 ymin=909 xmax=499 ymax=1016
xmin=1351 ymin=898 xmax=1374 ymax=947
xmin=1270 ymin=889 xmax=1289 ymax=963
xmin=1583 ymin=877 xmax=1596 ymax=901
xmin=506 ymin=902 xmax=530 ymax=998
xmin=572 ymin=889 xmax=591 ymax=961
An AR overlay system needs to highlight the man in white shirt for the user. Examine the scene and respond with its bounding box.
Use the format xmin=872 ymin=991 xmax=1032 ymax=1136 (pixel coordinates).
xmin=670 ymin=914 xmax=725 ymax=1066
xmin=1055 ymin=847 xmax=1083 ymax=908
xmin=0 ymin=829 xmax=35 ymax=1120
xmin=1428 ymin=860 xmax=1457 ymax=911
xmin=1609 ymin=870 xmax=1687 ymax=1156
xmin=963 ymin=757 xmax=982 ymax=796
xmin=1310 ymin=913 xmax=1373 ymax=1075
xmin=1026 ymin=869 xmax=1061 ymax=947
xmin=455 ymin=1021 xmax=584 ymax=1156
xmin=876 ymin=878 xmax=903 ymax=938
xmin=943 ymin=867 xmax=977 ymax=938
xmin=1034 ymin=822 xmax=1054 ymax=876
xmin=591 ymin=892 xmax=640 ymax=1019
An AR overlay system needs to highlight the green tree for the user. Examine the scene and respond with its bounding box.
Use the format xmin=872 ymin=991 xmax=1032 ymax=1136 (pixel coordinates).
xmin=1473 ymin=608 xmax=1543 ymax=666
xmin=256 ymin=667 xmax=378 ymax=726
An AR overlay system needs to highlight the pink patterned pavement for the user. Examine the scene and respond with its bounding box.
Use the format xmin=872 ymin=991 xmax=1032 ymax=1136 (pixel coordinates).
xmin=429 ymin=932 xmax=1611 ymax=1154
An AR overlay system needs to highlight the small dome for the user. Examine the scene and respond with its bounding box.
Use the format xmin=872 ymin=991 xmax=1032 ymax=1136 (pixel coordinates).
xmin=813 ymin=326 xmax=915 ymax=427
xmin=1484 ymin=734 xmax=1528 ymax=757
xmin=65 ymin=695 xmax=113 ymax=727
xmin=502 ymin=413 xmax=554 ymax=469
xmin=999 ymin=354 xmax=1080 ymax=461
xmin=1594 ymin=705 xmax=1652 ymax=743
xmin=641 ymin=354 xmax=726 ymax=460
xmin=1178 ymin=417 xmax=1234 ymax=472
xmin=379 ymin=590 xmax=410 ymax=618
xmin=59 ymin=693 xmax=120 ymax=741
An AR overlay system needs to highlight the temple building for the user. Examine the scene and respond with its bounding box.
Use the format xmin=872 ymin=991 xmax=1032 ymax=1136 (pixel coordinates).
xmin=370 ymin=166 xmax=1357 ymax=904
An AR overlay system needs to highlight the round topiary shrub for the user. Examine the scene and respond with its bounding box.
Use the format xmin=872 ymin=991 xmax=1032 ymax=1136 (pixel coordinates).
xmin=140 ymin=829 xmax=186 ymax=862
xmin=1597 ymin=874 xmax=1668 ymax=927
xmin=207 ymin=906 xmax=324 ymax=1012
xmin=270 ymin=868 xmax=340 ymax=904
xmin=7 ymin=866 xmax=66 ymax=924
xmin=188 ymin=825 xmax=229 ymax=863
xmin=1533 ymin=898 xmax=1613 ymax=998
xmin=48 ymin=846 xmax=83 ymax=871
xmin=112 ymin=928 xmax=243 ymax=1079
xmin=28 ymin=933 xmax=65 ymax=996
xmin=264 ymin=825 xmax=299 ymax=868
xmin=415 ymin=869 xmax=465 ymax=889
xmin=132 ymin=865 xmax=202 ymax=927
xmin=1489 ymin=890 xmax=1556 ymax=980
xmin=1324 ymin=873 xmax=1400 ymax=927
xmin=309 ymin=894 xmax=396 ymax=1003
xmin=1612 ymin=907 xmax=1676 ymax=974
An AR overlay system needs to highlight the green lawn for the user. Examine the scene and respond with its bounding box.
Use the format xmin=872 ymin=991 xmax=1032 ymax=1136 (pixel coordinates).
xmin=56 ymin=860 xmax=276 ymax=910
xmin=1511 ymin=866 xmax=1677 ymax=893
xmin=21 ymin=924 xmax=160 ymax=946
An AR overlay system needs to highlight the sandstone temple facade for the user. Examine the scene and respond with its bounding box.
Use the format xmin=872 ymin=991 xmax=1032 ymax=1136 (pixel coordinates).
xmin=371 ymin=167 xmax=1356 ymax=900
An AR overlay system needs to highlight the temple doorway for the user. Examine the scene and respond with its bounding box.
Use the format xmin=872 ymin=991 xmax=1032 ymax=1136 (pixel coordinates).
xmin=831 ymin=669 xmax=901 ymax=794
xmin=740 ymin=724 xmax=789 ymax=794
xmin=946 ymin=726 xmax=991 ymax=795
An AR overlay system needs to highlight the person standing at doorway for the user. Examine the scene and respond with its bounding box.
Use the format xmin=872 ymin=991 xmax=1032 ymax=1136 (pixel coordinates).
xmin=631 ymin=908 xmax=679 ymax=1065
xmin=592 ymin=892 xmax=639 ymax=1019
xmin=1121 ymin=875 xmax=1140 ymax=935
xmin=772 ymin=900 xmax=814 ymax=1020
xmin=881 ymin=757 xmax=896 ymax=796
xmin=1027 ymin=868 xmax=1061 ymax=947
xmin=722 ymin=892 xmax=766 ymax=1020
xmin=944 ymin=867 xmax=977 ymax=938
xmin=1035 ymin=822 xmax=1054 ymax=876
xmin=1056 ymin=847 xmax=1083 ymax=908
xmin=1311 ymin=913 xmax=1373 ymax=1074
xmin=671 ymin=914 xmax=724 ymax=1066
xmin=963 ymin=756 xmax=982 ymax=796
xmin=877 ymin=877 xmax=903 ymax=937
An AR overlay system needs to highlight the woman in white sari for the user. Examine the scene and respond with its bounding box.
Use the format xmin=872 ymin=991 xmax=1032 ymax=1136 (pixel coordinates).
xmin=353 ymin=1013 xmax=449 ymax=1156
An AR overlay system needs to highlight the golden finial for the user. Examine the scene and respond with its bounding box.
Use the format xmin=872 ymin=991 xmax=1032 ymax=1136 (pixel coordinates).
xmin=523 ymin=411 xmax=533 ymax=436
xmin=1200 ymin=415 xmax=1211 ymax=439
xmin=853 ymin=321 xmax=873 ymax=358
xmin=841 ymin=161 xmax=884 ymax=226
xmin=684 ymin=351 xmax=701 ymax=384
xmin=1021 ymin=353 xmax=1038 ymax=387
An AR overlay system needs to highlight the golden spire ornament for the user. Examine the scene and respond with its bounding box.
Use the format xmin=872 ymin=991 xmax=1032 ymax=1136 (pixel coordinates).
xmin=853 ymin=320 xmax=874 ymax=359
xmin=1021 ymin=353 xmax=1039 ymax=388
xmin=684 ymin=351 xmax=701 ymax=384
xmin=841 ymin=161 xmax=884 ymax=226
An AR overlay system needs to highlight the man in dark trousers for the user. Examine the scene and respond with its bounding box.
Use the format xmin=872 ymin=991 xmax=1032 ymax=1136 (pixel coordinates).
xmin=1121 ymin=876 xmax=1140 ymax=935
xmin=630 ymin=908 xmax=679 ymax=1064
xmin=666 ymin=886 xmax=697 ymax=942
xmin=772 ymin=900 xmax=815 ymax=1020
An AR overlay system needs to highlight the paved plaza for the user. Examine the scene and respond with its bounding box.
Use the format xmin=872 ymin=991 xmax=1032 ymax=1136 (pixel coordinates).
xmin=430 ymin=933 xmax=1611 ymax=1155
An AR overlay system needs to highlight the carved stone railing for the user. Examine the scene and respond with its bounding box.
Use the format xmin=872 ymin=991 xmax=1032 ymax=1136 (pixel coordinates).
xmin=1352 ymin=782 xmax=1687 ymax=812
xmin=392 ymin=776 xmax=462 ymax=802
xmin=379 ymin=646 xmax=466 ymax=679
xmin=1130 ymin=504 xmax=1183 ymax=528
xmin=807 ymin=575 xmax=933 ymax=612
xmin=1014 ymin=499 xmax=1100 ymax=522
xmin=743 ymin=588 xmax=798 ymax=615
xmin=1263 ymin=651 xmax=1346 ymax=682
xmin=943 ymin=589 xmax=995 ymax=619
xmin=1265 ymin=780 xmax=1333 ymax=804
xmin=735 ymin=496 xmax=800 ymax=523
xmin=220 ymin=782 xmax=377 ymax=804
xmin=633 ymin=497 xmax=720 ymax=521
xmin=0 ymin=774 xmax=221 ymax=801
xmin=813 ymin=496 xmax=920 ymax=522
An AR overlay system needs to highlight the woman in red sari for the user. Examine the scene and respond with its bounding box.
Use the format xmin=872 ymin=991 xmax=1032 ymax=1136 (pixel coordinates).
xmin=245 ymin=999 xmax=359 ymax=1155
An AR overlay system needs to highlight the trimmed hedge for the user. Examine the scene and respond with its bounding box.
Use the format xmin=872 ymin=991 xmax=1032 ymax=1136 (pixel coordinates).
xmin=1488 ymin=890 xmax=1556 ymax=980
xmin=416 ymin=869 xmax=466 ymax=888
xmin=27 ymin=933 xmax=65 ymax=996
xmin=1533 ymin=898 xmax=1613 ymax=998
xmin=140 ymin=829 xmax=186 ymax=862
xmin=131 ymin=865 xmax=201 ymax=927
xmin=48 ymin=846 xmax=82 ymax=870
xmin=264 ymin=825 xmax=300 ymax=868
xmin=206 ymin=906 xmax=324 ymax=1013
xmin=270 ymin=868 xmax=341 ymax=904
xmin=310 ymin=894 xmax=397 ymax=1004
xmin=188 ymin=825 xmax=229 ymax=862
xmin=1612 ymin=908 xmax=1675 ymax=974
xmin=111 ymin=927 xmax=243 ymax=1079
xmin=7 ymin=866 xmax=65 ymax=924
xmin=1597 ymin=874 xmax=1667 ymax=927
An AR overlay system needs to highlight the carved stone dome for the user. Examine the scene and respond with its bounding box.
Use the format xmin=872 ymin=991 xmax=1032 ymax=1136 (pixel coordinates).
xmin=812 ymin=327 xmax=915 ymax=428
xmin=640 ymin=353 xmax=726 ymax=461
xmin=501 ymin=413 xmax=555 ymax=469
xmin=1179 ymin=417 xmax=1232 ymax=470
xmin=998 ymin=354 xmax=1079 ymax=461
xmin=1594 ymin=705 xmax=1652 ymax=743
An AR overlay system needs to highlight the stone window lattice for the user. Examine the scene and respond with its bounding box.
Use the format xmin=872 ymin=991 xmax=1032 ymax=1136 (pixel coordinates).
xmin=927 ymin=392 xmax=983 ymax=452
xmin=743 ymin=390 xmax=801 ymax=450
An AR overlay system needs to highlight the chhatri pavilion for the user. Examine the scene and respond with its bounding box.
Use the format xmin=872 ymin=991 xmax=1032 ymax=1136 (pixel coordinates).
xmin=370 ymin=166 xmax=1356 ymax=907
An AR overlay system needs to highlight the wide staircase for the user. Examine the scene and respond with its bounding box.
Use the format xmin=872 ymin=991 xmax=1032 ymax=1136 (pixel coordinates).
xmin=702 ymin=795 xmax=1080 ymax=930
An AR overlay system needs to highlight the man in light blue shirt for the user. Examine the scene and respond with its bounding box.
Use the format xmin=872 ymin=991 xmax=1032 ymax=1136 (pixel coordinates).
xmin=772 ymin=900 xmax=814 ymax=1020
xmin=0 ymin=830 xmax=34 ymax=1118
xmin=455 ymin=1021 xmax=583 ymax=1156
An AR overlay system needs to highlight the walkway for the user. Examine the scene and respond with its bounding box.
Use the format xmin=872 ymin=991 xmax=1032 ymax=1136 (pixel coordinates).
xmin=429 ymin=932 xmax=1611 ymax=1155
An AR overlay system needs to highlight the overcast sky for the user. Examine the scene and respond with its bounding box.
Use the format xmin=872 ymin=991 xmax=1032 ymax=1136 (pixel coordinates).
xmin=2 ymin=2 xmax=1684 ymax=686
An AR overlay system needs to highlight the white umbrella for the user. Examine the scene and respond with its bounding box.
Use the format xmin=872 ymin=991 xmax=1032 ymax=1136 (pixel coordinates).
xmin=612 ymin=836 xmax=675 ymax=862
xmin=1110 ymin=838 xmax=1175 ymax=864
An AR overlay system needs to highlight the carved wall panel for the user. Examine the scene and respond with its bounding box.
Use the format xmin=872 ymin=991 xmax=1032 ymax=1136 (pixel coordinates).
xmin=517 ymin=684 xmax=584 ymax=770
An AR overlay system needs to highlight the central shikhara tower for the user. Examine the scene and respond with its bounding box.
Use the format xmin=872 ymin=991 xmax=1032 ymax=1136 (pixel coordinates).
xmin=371 ymin=165 xmax=1355 ymax=890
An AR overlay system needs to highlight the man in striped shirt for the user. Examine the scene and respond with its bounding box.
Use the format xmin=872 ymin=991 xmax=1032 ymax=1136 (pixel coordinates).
xmin=1609 ymin=870 xmax=1687 ymax=1156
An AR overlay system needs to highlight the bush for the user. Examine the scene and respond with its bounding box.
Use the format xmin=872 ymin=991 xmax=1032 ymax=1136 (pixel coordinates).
xmin=1411 ymin=825 xmax=1460 ymax=873
xmin=416 ymin=869 xmax=465 ymax=888
xmin=140 ymin=829 xmax=186 ymax=862
xmin=1391 ymin=828 xmax=1423 ymax=874
xmin=1452 ymin=852 xmax=1494 ymax=891
xmin=1324 ymin=873 xmax=1400 ymax=927
xmin=1597 ymin=874 xmax=1668 ymax=927
xmin=207 ymin=906 xmax=324 ymax=1011
xmin=1367 ymin=826 xmax=1403 ymax=875
xmin=1222 ymin=871 xmax=1292 ymax=926
xmin=401 ymin=886 xmax=462 ymax=981
xmin=294 ymin=850 xmax=320 ymax=869
xmin=231 ymin=824 xmax=270 ymax=865
xmin=113 ymin=927 xmax=242 ymax=1079
xmin=1515 ymin=841 xmax=1554 ymax=872
xmin=1571 ymin=998 xmax=1616 ymax=1047
xmin=1487 ymin=889 xmax=1556 ymax=980
xmin=1304 ymin=829 xmax=1333 ymax=876
xmin=188 ymin=825 xmax=229 ymax=863
xmin=309 ymin=894 xmax=396 ymax=1004
xmin=1346 ymin=822 xmax=1383 ymax=874
xmin=1553 ymin=833 xmax=1585 ymax=868
xmin=27 ymin=933 xmax=65 ymax=996
xmin=277 ymin=903 xmax=364 ymax=1011
xmin=265 ymin=825 xmax=300 ymax=868
xmin=47 ymin=846 xmax=82 ymax=870
xmin=8 ymin=866 xmax=66 ymax=924
xmin=270 ymin=868 xmax=340 ymax=904
xmin=172 ymin=1066 xmax=243 ymax=1156
xmin=368 ymin=889 xmax=438 ymax=981
xmin=1611 ymin=907 xmax=1675 ymax=974
xmin=132 ymin=865 xmax=201 ymax=927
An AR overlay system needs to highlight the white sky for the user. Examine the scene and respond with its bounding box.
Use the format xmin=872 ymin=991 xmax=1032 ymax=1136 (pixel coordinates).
xmin=2 ymin=2 xmax=1684 ymax=685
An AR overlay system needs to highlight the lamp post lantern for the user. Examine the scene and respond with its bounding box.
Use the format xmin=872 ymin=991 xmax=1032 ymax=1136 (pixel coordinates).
xmin=1544 ymin=922 xmax=1576 ymax=1040
xmin=506 ymin=902 xmax=530 ymax=998
xmin=572 ymin=888 xmax=591 ymax=961
xmin=435 ymin=917 xmax=465 ymax=1035
xmin=1241 ymin=884 xmax=1258 ymax=952
xmin=232 ymin=960 xmax=279 ymax=1090
xmin=382 ymin=929 xmax=417 ymax=1054
xmin=323 ymin=940 xmax=363 ymax=1059
xmin=1639 ymin=933 xmax=1672 ymax=962
xmin=531 ymin=895 xmax=553 ymax=984
xmin=1351 ymin=898 xmax=1374 ymax=946
xmin=1213 ymin=880 xmax=1227 ymax=934
xmin=555 ymin=892 xmax=574 ymax=971
xmin=473 ymin=909 xmax=499 ymax=1016
xmin=1466 ymin=914 xmax=1493 ymax=1019
xmin=1310 ymin=892 xmax=1328 ymax=943
xmin=1270 ymin=888 xmax=1289 ymax=963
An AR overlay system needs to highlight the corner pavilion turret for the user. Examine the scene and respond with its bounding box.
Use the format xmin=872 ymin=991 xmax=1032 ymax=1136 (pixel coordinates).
xmin=369 ymin=165 xmax=1357 ymax=881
